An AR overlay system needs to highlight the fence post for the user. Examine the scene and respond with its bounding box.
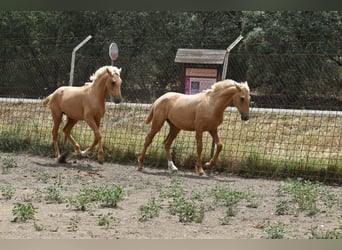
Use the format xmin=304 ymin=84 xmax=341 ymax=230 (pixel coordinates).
xmin=210 ymin=35 xmax=243 ymax=163
xmin=69 ymin=35 xmax=92 ymax=86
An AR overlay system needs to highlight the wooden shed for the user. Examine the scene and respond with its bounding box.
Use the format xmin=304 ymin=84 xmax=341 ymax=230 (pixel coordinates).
xmin=175 ymin=48 xmax=228 ymax=94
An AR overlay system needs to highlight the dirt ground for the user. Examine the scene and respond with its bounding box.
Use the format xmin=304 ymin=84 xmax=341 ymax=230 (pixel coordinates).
xmin=0 ymin=152 xmax=341 ymax=239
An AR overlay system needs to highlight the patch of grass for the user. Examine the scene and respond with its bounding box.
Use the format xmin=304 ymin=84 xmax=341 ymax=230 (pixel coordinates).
xmin=35 ymin=167 xmax=51 ymax=183
xmin=263 ymin=221 xmax=286 ymax=239
xmin=138 ymin=197 xmax=161 ymax=222
xmin=1 ymin=153 xmax=18 ymax=174
xmin=67 ymin=184 xmax=124 ymax=211
xmin=98 ymin=213 xmax=118 ymax=229
xmin=12 ymin=201 xmax=37 ymax=222
xmin=166 ymin=176 xmax=205 ymax=223
xmin=97 ymin=184 xmax=124 ymax=208
xmin=276 ymin=179 xmax=339 ymax=217
xmin=45 ymin=181 xmax=65 ymax=204
xmin=211 ymin=186 xmax=245 ymax=207
xmin=0 ymin=184 xmax=16 ymax=200
xmin=275 ymin=200 xmax=291 ymax=215
xmin=67 ymin=215 xmax=81 ymax=232
xmin=177 ymin=201 xmax=205 ymax=224
xmin=308 ymin=225 xmax=342 ymax=239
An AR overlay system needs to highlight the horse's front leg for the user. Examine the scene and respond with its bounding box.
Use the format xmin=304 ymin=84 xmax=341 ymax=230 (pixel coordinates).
xmin=204 ymin=129 xmax=223 ymax=174
xmin=195 ymin=130 xmax=205 ymax=176
xmin=83 ymin=118 xmax=103 ymax=163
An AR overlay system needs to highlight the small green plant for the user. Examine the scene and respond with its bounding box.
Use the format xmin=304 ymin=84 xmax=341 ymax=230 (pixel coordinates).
xmin=35 ymin=167 xmax=51 ymax=183
xmin=97 ymin=185 xmax=124 ymax=208
xmin=33 ymin=221 xmax=44 ymax=231
xmin=166 ymin=175 xmax=204 ymax=223
xmin=68 ymin=215 xmax=81 ymax=232
xmin=45 ymin=182 xmax=65 ymax=204
xmin=138 ymin=197 xmax=161 ymax=222
xmin=276 ymin=179 xmax=321 ymax=216
xmin=0 ymin=184 xmax=15 ymax=200
xmin=308 ymin=225 xmax=342 ymax=239
xmin=12 ymin=201 xmax=37 ymax=222
xmin=177 ymin=201 xmax=205 ymax=223
xmin=275 ymin=200 xmax=291 ymax=215
xmin=246 ymin=194 xmax=261 ymax=208
xmin=219 ymin=206 xmax=237 ymax=225
xmin=1 ymin=153 xmax=18 ymax=174
xmin=67 ymin=192 xmax=94 ymax=211
xmin=263 ymin=221 xmax=286 ymax=239
xmin=211 ymin=186 xmax=245 ymax=207
xmin=67 ymin=184 xmax=124 ymax=211
xmin=98 ymin=213 xmax=118 ymax=229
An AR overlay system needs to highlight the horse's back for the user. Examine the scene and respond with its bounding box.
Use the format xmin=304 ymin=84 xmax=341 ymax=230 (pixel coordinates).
xmin=150 ymin=92 xmax=204 ymax=130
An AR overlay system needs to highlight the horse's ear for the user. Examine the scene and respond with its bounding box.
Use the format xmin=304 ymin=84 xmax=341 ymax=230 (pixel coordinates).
xmin=235 ymin=83 xmax=242 ymax=92
xmin=106 ymin=68 xmax=113 ymax=76
xmin=119 ymin=68 xmax=122 ymax=74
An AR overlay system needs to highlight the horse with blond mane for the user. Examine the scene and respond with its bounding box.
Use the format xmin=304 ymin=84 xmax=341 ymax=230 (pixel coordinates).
xmin=43 ymin=66 xmax=122 ymax=163
xmin=138 ymin=79 xmax=250 ymax=176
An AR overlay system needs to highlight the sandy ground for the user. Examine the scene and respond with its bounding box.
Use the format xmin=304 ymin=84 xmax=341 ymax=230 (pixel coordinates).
xmin=0 ymin=152 xmax=341 ymax=239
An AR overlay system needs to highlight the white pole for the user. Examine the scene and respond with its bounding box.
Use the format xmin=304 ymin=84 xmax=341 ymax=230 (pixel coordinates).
xmin=69 ymin=35 xmax=92 ymax=86
xmin=221 ymin=35 xmax=243 ymax=80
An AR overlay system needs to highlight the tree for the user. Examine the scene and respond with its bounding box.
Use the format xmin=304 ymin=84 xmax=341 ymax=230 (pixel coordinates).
xmin=240 ymin=11 xmax=342 ymax=97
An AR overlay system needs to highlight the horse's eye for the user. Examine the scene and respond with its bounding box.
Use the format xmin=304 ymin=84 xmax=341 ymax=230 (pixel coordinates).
xmin=240 ymin=97 xmax=245 ymax=102
xmin=111 ymin=80 xmax=116 ymax=86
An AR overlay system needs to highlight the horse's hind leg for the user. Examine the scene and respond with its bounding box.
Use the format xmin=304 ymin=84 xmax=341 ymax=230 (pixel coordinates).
xmin=195 ymin=130 xmax=205 ymax=176
xmin=164 ymin=123 xmax=180 ymax=172
xmin=138 ymin=119 xmax=165 ymax=171
xmin=51 ymin=113 xmax=63 ymax=159
xmin=204 ymin=129 xmax=223 ymax=173
xmin=63 ymin=117 xmax=81 ymax=155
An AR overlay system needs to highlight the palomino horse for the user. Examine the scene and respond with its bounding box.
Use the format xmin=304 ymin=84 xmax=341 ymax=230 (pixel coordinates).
xmin=43 ymin=66 xmax=122 ymax=163
xmin=138 ymin=79 xmax=250 ymax=176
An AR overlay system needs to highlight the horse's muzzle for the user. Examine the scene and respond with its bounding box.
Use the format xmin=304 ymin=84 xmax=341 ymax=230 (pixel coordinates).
xmin=241 ymin=113 xmax=249 ymax=121
xmin=113 ymin=96 xmax=122 ymax=104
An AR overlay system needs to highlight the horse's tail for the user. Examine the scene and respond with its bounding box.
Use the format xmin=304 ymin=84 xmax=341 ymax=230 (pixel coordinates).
xmin=145 ymin=104 xmax=154 ymax=124
xmin=42 ymin=94 xmax=52 ymax=106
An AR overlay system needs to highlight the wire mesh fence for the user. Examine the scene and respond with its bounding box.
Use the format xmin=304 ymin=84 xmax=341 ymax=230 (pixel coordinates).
xmin=0 ymin=52 xmax=341 ymax=182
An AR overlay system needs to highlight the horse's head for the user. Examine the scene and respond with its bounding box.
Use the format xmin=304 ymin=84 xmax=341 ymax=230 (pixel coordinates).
xmin=106 ymin=67 xmax=122 ymax=103
xmin=232 ymin=81 xmax=250 ymax=121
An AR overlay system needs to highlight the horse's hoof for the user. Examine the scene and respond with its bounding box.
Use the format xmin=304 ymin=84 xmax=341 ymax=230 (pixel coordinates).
xmin=137 ymin=167 xmax=144 ymax=172
xmin=198 ymin=172 xmax=206 ymax=177
xmin=169 ymin=168 xmax=178 ymax=174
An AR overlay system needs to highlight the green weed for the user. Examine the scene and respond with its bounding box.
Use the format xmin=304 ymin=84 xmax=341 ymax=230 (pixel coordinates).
xmin=166 ymin=176 xmax=205 ymax=223
xmin=45 ymin=182 xmax=65 ymax=204
xmin=277 ymin=179 xmax=321 ymax=216
xmin=263 ymin=221 xmax=286 ymax=239
xmin=1 ymin=153 xmax=18 ymax=174
xmin=308 ymin=225 xmax=342 ymax=239
xmin=0 ymin=184 xmax=15 ymax=200
xmin=12 ymin=201 xmax=37 ymax=222
xmin=67 ymin=215 xmax=81 ymax=232
xmin=138 ymin=197 xmax=161 ymax=222
xmin=98 ymin=213 xmax=118 ymax=229
xmin=35 ymin=167 xmax=51 ymax=183
xmin=67 ymin=184 xmax=124 ymax=211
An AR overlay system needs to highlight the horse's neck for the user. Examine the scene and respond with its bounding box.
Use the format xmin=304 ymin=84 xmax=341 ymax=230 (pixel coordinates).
xmin=209 ymin=86 xmax=237 ymax=112
xmin=90 ymin=75 xmax=108 ymax=103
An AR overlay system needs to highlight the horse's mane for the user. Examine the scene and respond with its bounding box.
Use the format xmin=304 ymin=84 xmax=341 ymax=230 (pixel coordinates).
xmin=205 ymin=79 xmax=250 ymax=95
xmin=89 ymin=66 xmax=121 ymax=82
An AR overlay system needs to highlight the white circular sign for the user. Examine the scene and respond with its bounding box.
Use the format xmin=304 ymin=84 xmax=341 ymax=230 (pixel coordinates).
xmin=109 ymin=42 xmax=118 ymax=60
